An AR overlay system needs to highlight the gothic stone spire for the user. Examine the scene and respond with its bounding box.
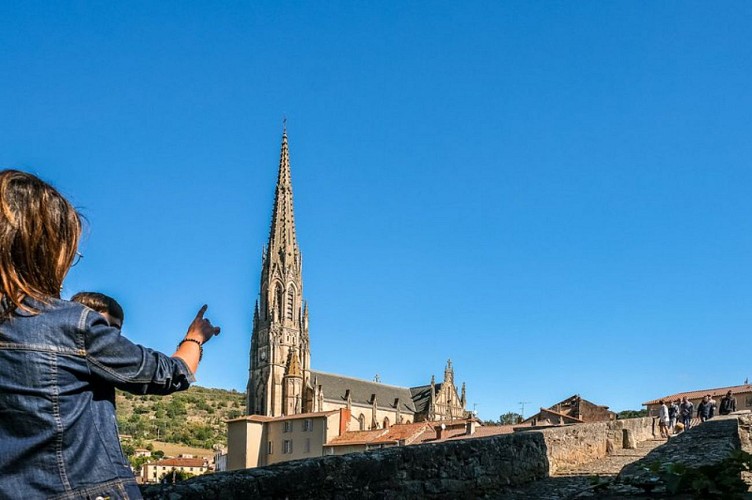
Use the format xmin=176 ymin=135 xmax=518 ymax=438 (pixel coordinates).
xmin=267 ymin=127 xmax=299 ymax=263
xmin=247 ymin=127 xmax=311 ymax=417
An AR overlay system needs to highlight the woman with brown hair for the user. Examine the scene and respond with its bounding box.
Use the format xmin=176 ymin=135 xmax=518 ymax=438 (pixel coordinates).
xmin=0 ymin=170 xmax=219 ymax=499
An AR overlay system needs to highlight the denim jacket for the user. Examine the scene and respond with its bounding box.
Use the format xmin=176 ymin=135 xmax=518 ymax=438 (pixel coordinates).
xmin=0 ymin=298 xmax=195 ymax=499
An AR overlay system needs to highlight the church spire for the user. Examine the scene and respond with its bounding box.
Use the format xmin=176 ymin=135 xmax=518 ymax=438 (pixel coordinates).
xmin=248 ymin=125 xmax=311 ymax=417
xmin=267 ymin=126 xmax=299 ymax=258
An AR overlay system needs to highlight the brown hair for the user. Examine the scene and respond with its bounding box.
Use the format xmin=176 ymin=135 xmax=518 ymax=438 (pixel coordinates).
xmin=0 ymin=170 xmax=81 ymax=315
xmin=70 ymin=292 xmax=124 ymax=324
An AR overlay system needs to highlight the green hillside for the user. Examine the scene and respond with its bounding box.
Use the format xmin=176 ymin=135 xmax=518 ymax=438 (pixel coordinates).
xmin=116 ymin=386 xmax=245 ymax=449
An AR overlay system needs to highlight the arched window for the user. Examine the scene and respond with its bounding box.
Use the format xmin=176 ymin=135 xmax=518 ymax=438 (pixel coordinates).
xmin=286 ymin=287 xmax=294 ymax=320
xmin=275 ymin=285 xmax=284 ymax=320
xmin=358 ymin=414 xmax=366 ymax=431
xmin=383 ymin=417 xmax=390 ymax=429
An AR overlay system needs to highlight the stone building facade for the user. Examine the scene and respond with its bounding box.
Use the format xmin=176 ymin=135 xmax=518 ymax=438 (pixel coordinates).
xmin=410 ymin=360 xmax=467 ymax=422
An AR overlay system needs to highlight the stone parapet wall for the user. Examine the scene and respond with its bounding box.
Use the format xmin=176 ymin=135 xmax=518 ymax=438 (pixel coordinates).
xmin=142 ymin=417 xmax=653 ymax=499
xmin=619 ymin=413 xmax=752 ymax=489
xmin=537 ymin=417 xmax=653 ymax=474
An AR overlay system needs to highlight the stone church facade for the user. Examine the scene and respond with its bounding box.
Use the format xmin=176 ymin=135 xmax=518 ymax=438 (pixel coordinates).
xmin=246 ymin=129 xmax=467 ymax=430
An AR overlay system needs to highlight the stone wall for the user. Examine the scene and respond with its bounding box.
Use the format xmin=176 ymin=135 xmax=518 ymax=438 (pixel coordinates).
xmin=536 ymin=417 xmax=653 ymax=474
xmin=142 ymin=417 xmax=654 ymax=499
xmin=619 ymin=413 xmax=752 ymax=490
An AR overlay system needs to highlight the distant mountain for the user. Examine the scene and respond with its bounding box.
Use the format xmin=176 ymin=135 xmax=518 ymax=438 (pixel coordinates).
xmin=116 ymin=386 xmax=246 ymax=449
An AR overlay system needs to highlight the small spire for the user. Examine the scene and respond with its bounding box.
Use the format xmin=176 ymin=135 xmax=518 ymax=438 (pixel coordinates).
xmin=286 ymin=349 xmax=302 ymax=378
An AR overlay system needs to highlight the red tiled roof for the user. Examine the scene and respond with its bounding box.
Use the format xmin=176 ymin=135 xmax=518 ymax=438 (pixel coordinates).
xmin=371 ymin=423 xmax=432 ymax=444
xmin=149 ymin=457 xmax=206 ymax=468
xmin=443 ymin=425 xmax=516 ymax=441
xmin=326 ymin=429 xmax=387 ymax=446
xmin=643 ymin=384 xmax=752 ymax=406
xmin=414 ymin=421 xmax=515 ymax=444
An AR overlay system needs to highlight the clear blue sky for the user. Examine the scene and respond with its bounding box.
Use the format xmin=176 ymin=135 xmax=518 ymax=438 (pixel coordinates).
xmin=1 ymin=1 xmax=750 ymax=420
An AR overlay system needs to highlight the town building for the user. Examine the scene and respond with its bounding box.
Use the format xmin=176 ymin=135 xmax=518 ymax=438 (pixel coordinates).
xmin=140 ymin=456 xmax=209 ymax=483
xmin=521 ymin=395 xmax=616 ymax=427
xmin=323 ymin=418 xmax=516 ymax=456
xmin=643 ymin=383 xmax=752 ymax=416
xmin=227 ymin=409 xmax=349 ymax=469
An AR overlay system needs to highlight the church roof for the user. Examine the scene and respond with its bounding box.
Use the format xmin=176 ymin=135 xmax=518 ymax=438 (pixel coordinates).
xmin=310 ymin=370 xmax=417 ymax=413
xmin=409 ymin=383 xmax=443 ymax=414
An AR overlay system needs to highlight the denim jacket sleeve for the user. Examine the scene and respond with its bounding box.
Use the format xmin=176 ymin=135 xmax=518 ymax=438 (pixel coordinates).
xmin=81 ymin=308 xmax=196 ymax=395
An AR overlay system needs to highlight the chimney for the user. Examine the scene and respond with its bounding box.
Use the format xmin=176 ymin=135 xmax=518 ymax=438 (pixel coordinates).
xmin=339 ymin=408 xmax=350 ymax=435
xmin=465 ymin=420 xmax=476 ymax=436
xmin=436 ymin=423 xmax=446 ymax=440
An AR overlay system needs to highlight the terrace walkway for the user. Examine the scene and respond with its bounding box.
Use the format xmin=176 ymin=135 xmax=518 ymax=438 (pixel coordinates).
xmin=499 ymin=438 xmax=668 ymax=499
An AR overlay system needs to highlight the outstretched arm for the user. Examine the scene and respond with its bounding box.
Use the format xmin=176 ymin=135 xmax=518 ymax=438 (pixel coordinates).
xmin=172 ymin=304 xmax=220 ymax=374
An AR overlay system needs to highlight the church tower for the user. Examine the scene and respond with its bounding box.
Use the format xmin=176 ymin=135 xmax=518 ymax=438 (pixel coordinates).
xmin=247 ymin=128 xmax=311 ymax=416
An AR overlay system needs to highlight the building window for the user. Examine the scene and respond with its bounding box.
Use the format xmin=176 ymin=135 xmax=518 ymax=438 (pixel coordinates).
xmin=283 ymin=420 xmax=292 ymax=433
xmin=286 ymin=288 xmax=294 ymax=320
xmin=358 ymin=413 xmax=366 ymax=431
xmin=383 ymin=417 xmax=390 ymax=428
xmin=746 ymin=396 xmax=752 ymax=408
xmin=267 ymin=441 xmax=273 ymax=454
xmin=283 ymin=440 xmax=293 ymax=454
xmin=303 ymin=418 xmax=313 ymax=431
xmin=305 ymin=438 xmax=311 ymax=453
xmin=276 ymin=285 xmax=284 ymax=320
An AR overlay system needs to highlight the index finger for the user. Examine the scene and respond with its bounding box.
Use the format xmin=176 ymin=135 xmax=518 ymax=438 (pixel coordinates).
xmin=195 ymin=304 xmax=208 ymax=319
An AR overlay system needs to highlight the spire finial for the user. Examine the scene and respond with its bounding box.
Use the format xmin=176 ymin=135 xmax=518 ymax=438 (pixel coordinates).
xmin=282 ymin=114 xmax=287 ymax=135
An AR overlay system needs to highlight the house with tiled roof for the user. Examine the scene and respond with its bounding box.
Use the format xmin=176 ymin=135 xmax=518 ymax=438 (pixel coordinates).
xmin=323 ymin=422 xmax=433 ymax=455
xmin=415 ymin=419 xmax=515 ymax=444
xmin=643 ymin=383 xmax=752 ymax=416
xmin=520 ymin=395 xmax=616 ymax=427
xmin=140 ymin=456 xmax=209 ymax=484
xmin=227 ymin=409 xmax=349 ymax=470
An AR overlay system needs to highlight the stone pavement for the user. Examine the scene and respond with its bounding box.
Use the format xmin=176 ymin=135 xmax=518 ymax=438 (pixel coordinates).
xmin=495 ymin=439 xmax=669 ymax=499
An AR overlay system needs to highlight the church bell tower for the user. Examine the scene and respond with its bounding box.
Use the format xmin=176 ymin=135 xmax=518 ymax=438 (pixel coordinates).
xmin=247 ymin=127 xmax=311 ymax=416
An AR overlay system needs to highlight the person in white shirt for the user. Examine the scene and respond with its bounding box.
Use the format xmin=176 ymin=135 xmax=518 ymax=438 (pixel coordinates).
xmin=658 ymin=400 xmax=670 ymax=438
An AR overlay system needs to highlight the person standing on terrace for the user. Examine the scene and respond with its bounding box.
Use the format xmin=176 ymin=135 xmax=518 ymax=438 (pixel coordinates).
xmin=0 ymin=170 xmax=220 ymax=499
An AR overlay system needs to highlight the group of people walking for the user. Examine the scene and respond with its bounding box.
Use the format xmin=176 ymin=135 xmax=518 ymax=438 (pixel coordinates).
xmin=657 ymin=390 xmax=737 ymax=438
